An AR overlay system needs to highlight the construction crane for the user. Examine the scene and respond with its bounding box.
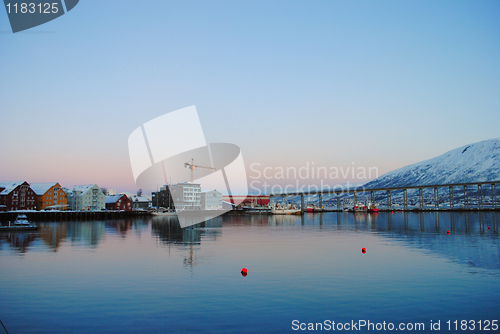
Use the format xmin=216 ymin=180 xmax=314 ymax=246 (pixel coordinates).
xmin=184 ymin=159 xmax=215 ymax=183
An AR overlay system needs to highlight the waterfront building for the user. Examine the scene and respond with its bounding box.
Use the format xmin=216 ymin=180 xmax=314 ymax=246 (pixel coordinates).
xmin=170 ymin=183 xmax=201 ymax=210
xmin=201 ymin=190 xmax=223 ymax=210
xmin=67 ymin=184 xmax=106 ymax=211
xmin=105 ymin=194 xmax=133 ymax=211
xmin=0 ymin=181 xmax=37 ymax=211
xmin=30 ymin=182 xmax=67 ymax=210
xmin=129 ymin=195 xmax=150 ymax=211
xmin=151 ymin=185 xmax=175 ymax=210
xmin=222 ymin=195 xmax=270 ymax=206
xmin=106 ymin=189 xmax=116 ymax=196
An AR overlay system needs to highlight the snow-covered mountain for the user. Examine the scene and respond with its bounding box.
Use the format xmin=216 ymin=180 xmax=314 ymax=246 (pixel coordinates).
xmin=363 ymin=139 xmax=500 ymax=189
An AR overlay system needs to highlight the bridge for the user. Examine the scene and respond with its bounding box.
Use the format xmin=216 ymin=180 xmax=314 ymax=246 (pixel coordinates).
xmin=269 ymin=180 xmax=500 ymax=211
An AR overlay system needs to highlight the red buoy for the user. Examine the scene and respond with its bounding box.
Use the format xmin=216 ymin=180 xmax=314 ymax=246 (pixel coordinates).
xmin=447 ymin=230 xmax=450 ymax=234
xmin=488 ymin=226 xmax=490 ymax=230
xmin=241 ymin=268 xmax=247 ymax=274
xmin=361 ymin=247 xmax=366 ymax=254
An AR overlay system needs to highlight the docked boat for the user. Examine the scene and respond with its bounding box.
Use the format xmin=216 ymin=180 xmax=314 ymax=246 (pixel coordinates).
xmin=151 ymin=208 xmax=177 ymax=217
xmin=351 ymin=203 xmax=368 ymax=212
xmin=243 ymin=205 xmax=272 ymax=214
xmin=367 ymin=203 xmax=379 ymax=212
xmin=271 ymin=203 xmax=301 ymax=215
xmin=0 ymin=214 xmax=38 ymax=231
xmin=305 ymin=204 xmax=315 ymax=213
xmin=14 ymin=214 xmax=30 ymax=225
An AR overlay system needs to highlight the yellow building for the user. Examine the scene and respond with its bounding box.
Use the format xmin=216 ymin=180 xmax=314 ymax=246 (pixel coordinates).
xmin=30 ymin=182 xmax=68 ymax=210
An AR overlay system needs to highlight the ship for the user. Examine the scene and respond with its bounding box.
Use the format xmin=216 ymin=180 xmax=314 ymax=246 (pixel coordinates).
xmin=271 ymin=203 xmax=301 ymax=215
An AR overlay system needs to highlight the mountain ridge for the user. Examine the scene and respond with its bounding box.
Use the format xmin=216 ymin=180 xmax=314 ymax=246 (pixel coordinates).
xmin=363 ymin=138 xmax=500 ymax=189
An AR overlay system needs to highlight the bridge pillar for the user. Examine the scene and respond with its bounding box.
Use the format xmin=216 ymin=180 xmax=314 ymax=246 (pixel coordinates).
xmin=493 ymin=183 xmax=497 ymax=208
xmin=336 ymin=193 xmax=340 ymax=211
xmin=403 ymin=189 xmax=408 ymax=210
xmin=464 ymin=186 xmax=468 ymax=209
xmin=387 ymin=190 xmax=392 ymax=209
xmin=419 ymin=188 xmax=423 ymax=210
xmin=319 ymin=193 xmax=323 ymax=210
xmin=449 ymin=186 xmax=454 ymax=209
xmin=354 ymin=192 xmax=358 ymax=205
xmin=282 ymin=195 xmax=286 ymax=205
xmin=370 ymin=191 xmax=374 ymax=205
xmin=434 ymin=187 xmax=439 ymax=209
xmin=301 ymin=194 xmax=304 ymax=212
xmin=478 ymin=184 xmax=483 ymax=209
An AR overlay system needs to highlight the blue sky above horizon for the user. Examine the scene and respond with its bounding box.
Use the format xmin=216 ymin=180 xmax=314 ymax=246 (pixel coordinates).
xmin=1 ymin=0 xmax=499 ymax=193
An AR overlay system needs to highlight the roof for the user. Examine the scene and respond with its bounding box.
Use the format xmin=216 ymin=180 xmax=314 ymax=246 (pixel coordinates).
xmin=202 ymin=189 xmax=222 ymax=195
xmin=0 ymin=181 xmax=27 ymax=195
xmin=105 ymin=194 xmax=127 ymax=204
xmin=29 ymin=182 xmax=59 ymax=196
xmin=129 ymin=195 xmax=150 ymax=203
xmin=71 ymin=184 xmax=99 ymax=196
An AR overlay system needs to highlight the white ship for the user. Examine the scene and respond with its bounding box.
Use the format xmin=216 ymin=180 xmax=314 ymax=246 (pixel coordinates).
xmin=271 ymin=203 xmax=301 ymax=215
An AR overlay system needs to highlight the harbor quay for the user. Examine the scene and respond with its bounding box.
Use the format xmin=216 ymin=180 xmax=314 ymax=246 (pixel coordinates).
xmin=0 ymin=210 xmax=150 ymax=223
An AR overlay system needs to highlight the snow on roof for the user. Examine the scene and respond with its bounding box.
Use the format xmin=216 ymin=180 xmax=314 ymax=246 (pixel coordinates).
xmin=129 ymin=195 xmax=150 ymax=202
xmin=0 ymin=181 xmax=26 ymax=195
xmin=29 ymin=182 xmax=59 ymax=196
xmin=105 ymin=194 xmax=126 ymax=204
xmin=201 ymin=189 xmax=222 ymax=194
xmin=71 ymin=184 xmax=99 ymax=195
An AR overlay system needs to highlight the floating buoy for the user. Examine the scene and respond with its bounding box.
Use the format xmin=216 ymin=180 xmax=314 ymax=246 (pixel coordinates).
xmin=241 ymin=272 xmax=247 ymax=277
xmin=361 ymin=247 xmax=366 ymax=254
xmin=241 ymin=268 xmax=247 ymax=274
xmin=447 ymin=230 xmax=450 ymax=234
xmin=488 ymin=226 xmax=490 ymax=230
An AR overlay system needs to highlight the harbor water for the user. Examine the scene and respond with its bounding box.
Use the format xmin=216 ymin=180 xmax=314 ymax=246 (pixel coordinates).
xmin=0 ymin=212 xmax=499 ymax=333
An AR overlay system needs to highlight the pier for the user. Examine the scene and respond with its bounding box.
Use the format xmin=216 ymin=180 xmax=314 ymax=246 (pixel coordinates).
xmin=270 ymin=180 xmax=500 ymax=212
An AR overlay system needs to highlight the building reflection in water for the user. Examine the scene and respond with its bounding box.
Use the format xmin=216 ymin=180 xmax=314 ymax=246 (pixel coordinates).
xmin=151 ymin=216 xmax=222 ymax=273
xmin=0 ymin=232 xmax=37 ymax=254
xmin=0 ymin=213 xmax=498 ymax=273
xmin=106 ymin=219 xmax=133 ymax=238
xmin=105 ymin=218 xmax=150 ymax=239
xmin=39 ymin=223 xmax=67 ymax=251
xmin=65 ymin=221 xmax=106 ymax=248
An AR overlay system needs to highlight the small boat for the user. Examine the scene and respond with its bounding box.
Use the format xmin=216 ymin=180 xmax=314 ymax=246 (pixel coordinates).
xmin=351 ymin=203 xmax=368 ymax=212
xmin=243 ymin=205 xmax=272 ymax=214
xmin=305 ymin=204 xmax=315 ymax=213
xmin=367 ymin=203 xmax=379 ymax=212
xmin=151 ymin=208 xmax=177 ymax=217
xmin=271 ymin=203 xmax=301 ymax=215
xmin=14 ymin=214 xmax=30 ymax=225
xmin=0 ymin=214 xmax=38 ymax=232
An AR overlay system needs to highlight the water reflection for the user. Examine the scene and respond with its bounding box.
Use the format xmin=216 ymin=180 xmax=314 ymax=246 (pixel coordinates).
xmin=0 ymin=213 xmax=498 ymax=274
xmin=0 ymin=232 xmax=37 ymax=254
xmin=151 ymin=216 xmax=223 ymax=245
xmin=219 ymin=212 xmax=500 ymax=273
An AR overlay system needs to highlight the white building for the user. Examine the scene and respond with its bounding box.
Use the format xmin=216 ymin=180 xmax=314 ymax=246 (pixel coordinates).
xmin=201 ymin=190 xmax=223 ymax=210
xmin=170 ymin=183 xmax=201 ymax=210
xmin=67 ymin=184 xmax=106 ymax=211
xmin=106 ymin=189 xmax=116 ymax=196
xmin=128 ymin=194 xmax=150 ymax=211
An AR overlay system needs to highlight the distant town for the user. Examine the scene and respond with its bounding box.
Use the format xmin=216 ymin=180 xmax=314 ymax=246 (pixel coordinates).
xmin=0 ymin=181 xmax=264 ymax=212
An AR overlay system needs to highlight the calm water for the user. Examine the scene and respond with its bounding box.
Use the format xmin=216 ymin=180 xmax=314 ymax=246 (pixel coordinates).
xmin=1 ymin=212 xmax=499 ymax=334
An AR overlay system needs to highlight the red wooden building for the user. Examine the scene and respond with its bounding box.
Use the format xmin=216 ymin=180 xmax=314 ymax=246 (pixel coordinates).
xmin=0 ymin=181 xmax=37 ymax=211
xmin=222 ymin=195 xmax=270 ymax=206
xmin=105 ymin=194 xmax=133 ymax=211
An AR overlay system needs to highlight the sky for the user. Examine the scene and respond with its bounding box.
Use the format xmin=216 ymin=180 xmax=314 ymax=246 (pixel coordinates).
xmin=1 ymin=0 xmax=499 ymax=194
